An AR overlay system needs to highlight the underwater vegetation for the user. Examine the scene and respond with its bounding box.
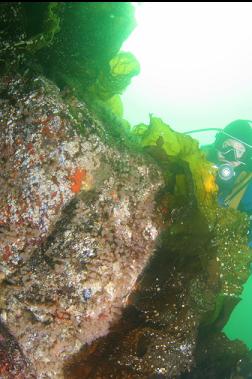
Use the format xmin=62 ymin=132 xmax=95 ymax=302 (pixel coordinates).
xmin=0 ymin=2 xmax=139 ymax=105
xmin=0 ymin=2 xmax=252 ymax=379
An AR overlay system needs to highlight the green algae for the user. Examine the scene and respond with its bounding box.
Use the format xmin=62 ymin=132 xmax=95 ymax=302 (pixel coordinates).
xmin=132 ymin=115 xmax=218 ymax=207
xmin=20 ymin=2 xmax=62 ymax=53
xmin=131 ymin=115 xmax=252 ymax=327
xmin=0 ymin=3 xmax=137 ymax=98
xmin=89 ymin=51 xmax=140 ymax=102
xmin=42 ymin=2 xmax=137 ymax=99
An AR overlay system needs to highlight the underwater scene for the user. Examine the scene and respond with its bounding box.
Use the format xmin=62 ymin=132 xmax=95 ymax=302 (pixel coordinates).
xmin=0 ymin=2 xmax=252 ymax=378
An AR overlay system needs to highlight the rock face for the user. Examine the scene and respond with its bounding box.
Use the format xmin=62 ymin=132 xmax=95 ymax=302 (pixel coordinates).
xmin=0 ymin=321 xmax=36 ymax=379
xmin=0 ymin=74 xmax=164 ymax=378
xmin=64 ymin=265 xmax=201 ymax=379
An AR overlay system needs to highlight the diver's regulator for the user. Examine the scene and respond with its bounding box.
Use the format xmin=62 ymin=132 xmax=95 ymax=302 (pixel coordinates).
xmin=217 ymin=163 xmax=235 ymax=181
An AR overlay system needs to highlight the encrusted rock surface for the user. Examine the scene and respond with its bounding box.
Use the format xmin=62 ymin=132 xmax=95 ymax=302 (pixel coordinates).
xmin=0 ymin=321 xmax=36 ymax=379
xmin=64 ymin=266 xmax=201 ymax=379
xmin=0 ymin=74 xmax=164 ymax=378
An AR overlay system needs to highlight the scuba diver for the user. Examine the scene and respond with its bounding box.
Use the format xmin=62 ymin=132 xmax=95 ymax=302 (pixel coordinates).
xmin=192 ymin=120 xmax=252 ymax=379
xmin=199 ymin=119 xmax=252 ymax=247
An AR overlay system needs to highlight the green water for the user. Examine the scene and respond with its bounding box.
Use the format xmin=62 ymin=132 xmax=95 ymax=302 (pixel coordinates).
xmin=223 ymin=274 xmax=252 ymax=349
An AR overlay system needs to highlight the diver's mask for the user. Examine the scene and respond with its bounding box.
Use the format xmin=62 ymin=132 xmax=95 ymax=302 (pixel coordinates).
xmin=219 ymin=144 xmax=246 ymax=163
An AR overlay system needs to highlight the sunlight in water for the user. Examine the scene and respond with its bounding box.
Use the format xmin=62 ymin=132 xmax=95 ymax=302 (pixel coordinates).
xmin=122 ymin=2 xmax=252 ymax=145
